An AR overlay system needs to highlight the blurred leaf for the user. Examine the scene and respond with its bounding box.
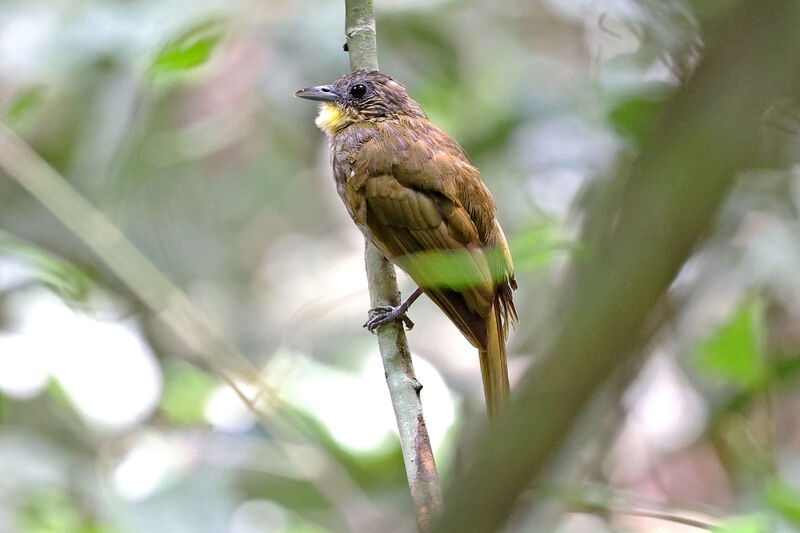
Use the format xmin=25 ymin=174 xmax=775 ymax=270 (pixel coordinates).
xmin=4 ymin=86 xmax=46 ymax=125
xmin=509 ymin=223 xmax=575 ymax=272
xmin=46 ymin=379 xmax=70 ymax=406
xmin=16 ymin=490 xmax=81 ymax=533
xmin=716 ymin=514 xmax=770 ymax=533
xmin=149 ymin=19 xmax=228 ymax=78
xmin=696 ymin=299 xmax=766 ymax=388
xmin=395 ymin=246 xmax=511 ymax=289
xmin=0 ymin=231 xmax=93 ymax=301
xmin=545 ymin=483 xmax=613 ymax=514
xmin=238 ymin=475 xmax=331 ymax=514
xmin=160 ymin=363 xmax=217 ymax=424
xmin=765 ymin=478 xmax=800 ymax=525
xmin=608 ymin=84 xmax=672 ymax=147
xmin=16 ymin=488 xmax=117 ymax=533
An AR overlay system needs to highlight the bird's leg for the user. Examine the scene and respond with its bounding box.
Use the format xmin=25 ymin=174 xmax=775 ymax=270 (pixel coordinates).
xmin=364 ymin=287 xmax=424 ymax=332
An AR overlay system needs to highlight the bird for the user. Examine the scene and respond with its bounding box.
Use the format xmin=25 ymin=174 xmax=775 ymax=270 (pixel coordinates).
xmin=295 ymin=70 xmax=517 ymax=419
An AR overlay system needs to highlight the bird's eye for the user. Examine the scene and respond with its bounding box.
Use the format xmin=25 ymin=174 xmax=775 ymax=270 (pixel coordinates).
xmin=349 ymin=84 xmax=367 ymax=98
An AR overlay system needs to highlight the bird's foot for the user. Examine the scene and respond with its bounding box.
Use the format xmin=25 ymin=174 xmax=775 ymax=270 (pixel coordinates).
xmin=363 ymin=305 xmax=415 ymax=332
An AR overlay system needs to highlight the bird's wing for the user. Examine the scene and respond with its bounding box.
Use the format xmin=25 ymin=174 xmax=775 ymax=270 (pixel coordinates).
xmin=346 ymin=125 xmax=508 ymax=346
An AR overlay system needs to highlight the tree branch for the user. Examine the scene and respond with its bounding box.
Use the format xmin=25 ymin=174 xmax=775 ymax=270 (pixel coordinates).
xmin=344 ymin=0 xmax=443 ymax=530
xmin=432 ymin=2 xmax=800 ymax=532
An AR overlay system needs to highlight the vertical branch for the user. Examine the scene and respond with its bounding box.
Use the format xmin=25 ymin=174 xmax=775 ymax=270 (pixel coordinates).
xmin=344 ymin=0 xmax=443 ymax=530
xmin=364 ymin=244 xmax=442 ymax=531
xmin=345 ymin=0 xmax=378 ymax=71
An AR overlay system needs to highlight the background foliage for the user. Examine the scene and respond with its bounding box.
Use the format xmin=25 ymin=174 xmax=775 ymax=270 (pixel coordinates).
xmin=1 ymin=0 xmax=800 ymax=532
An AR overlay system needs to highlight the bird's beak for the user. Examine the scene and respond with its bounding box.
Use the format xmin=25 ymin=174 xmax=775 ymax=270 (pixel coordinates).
xmin=294 ymin=85 xmax=339 ymax=102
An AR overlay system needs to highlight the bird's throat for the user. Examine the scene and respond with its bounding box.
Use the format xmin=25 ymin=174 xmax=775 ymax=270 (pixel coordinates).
xmin=315 ymin=103 xmax=345 ymax=136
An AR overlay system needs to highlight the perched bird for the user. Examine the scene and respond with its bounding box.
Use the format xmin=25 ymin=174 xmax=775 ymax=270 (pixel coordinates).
xmin=295 ymin=70 xmax=517 ymax=419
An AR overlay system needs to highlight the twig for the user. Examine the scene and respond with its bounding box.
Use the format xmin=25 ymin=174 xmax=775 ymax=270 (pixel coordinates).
xmin=610 ymin=508 xmax=719 ymax=531
xmin=553 ymin=483 xmax=722 ymax=531
xmin=343 ymin=0 xmax=443 ymax=530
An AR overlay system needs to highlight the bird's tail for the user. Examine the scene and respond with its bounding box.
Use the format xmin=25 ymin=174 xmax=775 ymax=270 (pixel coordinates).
xmin=479 ymin=303 xmax=510 ymax=421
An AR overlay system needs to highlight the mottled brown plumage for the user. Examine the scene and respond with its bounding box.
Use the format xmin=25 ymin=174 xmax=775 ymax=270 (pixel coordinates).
xmin=296 ymin=70 xmax=517 ymax=419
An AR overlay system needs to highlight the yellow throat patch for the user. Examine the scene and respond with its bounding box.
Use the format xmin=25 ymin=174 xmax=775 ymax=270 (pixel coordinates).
xmin=315 ymin=103 xmax=345 ymax=136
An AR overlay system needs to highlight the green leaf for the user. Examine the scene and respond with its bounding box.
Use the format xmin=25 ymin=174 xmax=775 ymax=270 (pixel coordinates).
xmin=608 ymin=84 xmax=672 ymax=147
xmin=4 ymin=86 xmax=46 ymax=124
xmin=150 ymin=19 xmax=228 ymax=78
xmin=16 ymin=489 xmax=83 ymax=533
xmin=16 ymin=489 xmax=119 ymax=533
xmin=716 ymin=514 xmax=770 ymax=533
xmin=0 ymin=231 xmax=93 ymax=301
xmin=696 ymin=299 xmax=766 ymax=388
xmin=160 ymin=363 xmax=217 ymax=425
xmin=765 ymin=478 xmax=800 ymax=525
xmin=394 ymin=246 xmax=511 ymax=290
xmin=509 ymin=223 xmax=576 ymax=272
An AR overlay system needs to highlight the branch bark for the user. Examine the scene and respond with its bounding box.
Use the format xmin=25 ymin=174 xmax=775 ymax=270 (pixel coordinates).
xmin=432 ymin=2 xmax=800 ymax=532
xmin=344 ymin=0 xmax=443 ymax=530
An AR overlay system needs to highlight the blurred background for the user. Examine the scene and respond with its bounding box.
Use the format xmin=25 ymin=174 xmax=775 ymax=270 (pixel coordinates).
xmin=1 ymin=0 xmax=799 ymax=532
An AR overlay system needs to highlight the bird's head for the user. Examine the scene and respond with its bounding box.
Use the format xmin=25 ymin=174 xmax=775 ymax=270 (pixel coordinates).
xmin=294 ymin=70 xmax=425 ymax=136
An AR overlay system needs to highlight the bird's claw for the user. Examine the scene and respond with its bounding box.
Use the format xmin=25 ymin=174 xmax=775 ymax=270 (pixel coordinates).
xmin=363 ymin=305 xmax=414 ymax=332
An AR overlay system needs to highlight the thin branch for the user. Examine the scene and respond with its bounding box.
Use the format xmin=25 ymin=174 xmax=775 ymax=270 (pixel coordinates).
xmin=609 ymin=508 xmax=719 ymax=531
xmin=343 ymin=0 xmax=443 ymax=530
xmin=432 ymin=2 xmax=800 ymax=532
xmin=345 ymin=0 xmax=378 ymax=72
xmin=554 ymin=484 xmax=723 ymax=531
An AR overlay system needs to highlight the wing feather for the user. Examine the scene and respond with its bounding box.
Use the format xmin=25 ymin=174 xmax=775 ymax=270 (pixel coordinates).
xmin=344 ymin=118 xmax=516 ymax=345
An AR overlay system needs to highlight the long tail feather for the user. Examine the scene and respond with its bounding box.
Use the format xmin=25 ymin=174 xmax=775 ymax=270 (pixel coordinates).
xmin=479 ymin=303 xmax=510 ymax=421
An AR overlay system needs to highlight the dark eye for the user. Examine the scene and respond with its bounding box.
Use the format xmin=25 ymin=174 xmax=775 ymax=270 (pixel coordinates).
xmin=349 ymin=84 xmax=367 ymax=98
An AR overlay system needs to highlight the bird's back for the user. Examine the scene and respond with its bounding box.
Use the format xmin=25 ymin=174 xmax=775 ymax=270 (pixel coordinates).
xmin=331 ymin=114 xmax=516 ymax=347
